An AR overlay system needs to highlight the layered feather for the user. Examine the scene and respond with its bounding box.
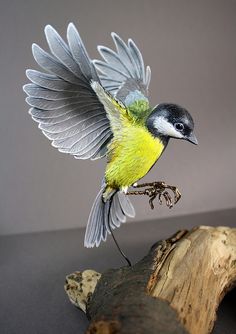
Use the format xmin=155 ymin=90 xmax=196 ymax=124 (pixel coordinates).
xmin=23 ymin=23 xmax=153 ymax=247
xmin=94 ymin=32 xmax=151 ymax=105
xmin=84 ymin=187 xmax=135 ymax=248
xmin=24 ymin=23 xmax=112 ymax=160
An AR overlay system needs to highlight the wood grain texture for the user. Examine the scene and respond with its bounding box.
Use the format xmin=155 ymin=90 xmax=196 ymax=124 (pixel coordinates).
xmin=65 ymin=226 xmax=236 ymax=334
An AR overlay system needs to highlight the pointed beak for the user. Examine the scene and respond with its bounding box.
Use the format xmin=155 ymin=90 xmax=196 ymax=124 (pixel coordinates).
xmin=187 ymin=132 xmax=198 ymax=145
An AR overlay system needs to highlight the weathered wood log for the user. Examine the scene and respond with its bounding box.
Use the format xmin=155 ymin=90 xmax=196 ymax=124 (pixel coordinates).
xmin=64 ymin=226 xmax=236 ymax=334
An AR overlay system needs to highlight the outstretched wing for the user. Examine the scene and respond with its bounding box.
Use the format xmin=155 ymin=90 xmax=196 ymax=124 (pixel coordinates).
xmin=93 ymin=33 xmax=151 ymax=107
xmin=24 ymin=23 xmax=113 ymax=160
xmin=24 ymin=23 xmax=151 ymax=159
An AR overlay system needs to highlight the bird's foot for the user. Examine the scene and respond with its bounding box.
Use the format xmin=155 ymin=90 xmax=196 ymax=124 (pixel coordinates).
xmin=127 ymin=181 xmax=181 ymax=210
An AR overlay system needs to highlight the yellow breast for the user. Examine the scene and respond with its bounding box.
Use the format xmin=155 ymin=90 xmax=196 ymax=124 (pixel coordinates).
xmin=105 ymin=125 xmax=165 ymax=188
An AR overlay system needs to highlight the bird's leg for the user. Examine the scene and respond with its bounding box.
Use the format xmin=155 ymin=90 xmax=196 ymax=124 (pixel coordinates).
xmin=127 ymin=181 xmax=181 ymax=209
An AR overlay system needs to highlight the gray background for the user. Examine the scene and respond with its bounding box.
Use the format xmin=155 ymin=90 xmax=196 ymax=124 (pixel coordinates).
xmin=0 ymin=0 xmax=236 ymax=235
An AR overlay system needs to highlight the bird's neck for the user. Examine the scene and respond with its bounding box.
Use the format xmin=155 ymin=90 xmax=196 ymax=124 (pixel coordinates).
xmin=146 ymin=119 xmax=170 ymax=147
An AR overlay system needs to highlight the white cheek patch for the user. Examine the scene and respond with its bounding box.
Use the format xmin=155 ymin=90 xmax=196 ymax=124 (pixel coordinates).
xmin=153 ymin=116 xmax=184 ymax=138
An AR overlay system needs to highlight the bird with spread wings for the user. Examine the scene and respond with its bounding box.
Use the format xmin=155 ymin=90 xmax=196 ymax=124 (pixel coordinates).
xmin=24 ymin=23 xmax=197 ymax=256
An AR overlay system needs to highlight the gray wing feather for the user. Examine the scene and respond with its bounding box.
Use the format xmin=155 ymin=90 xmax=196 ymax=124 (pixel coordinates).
xmin=145 ymin=66 xmax=151 ymax=87
xmin=29 ymin=103 xmax=100 ymax=119
xmin=97 ymin=46 xmax=133 ymax=77
xmin=51 ymin=119 xmax=109 ymax=148
xmin=32 ymin=44 xmax=83 ymax=85
xmin=60 ymin=126 xmax=109 ymax=155
xmin=24 ymin=84 xmax=81 ymax=99
xmin=93 ymin=141 xmax=110 ymax=159
xmin=112 ymin=33 xmax=138 ymax=78
xmin=26 ymin=96 xmax=89 ymax=110
xmin=74 ymin=131 xmax=111 ymax=159
xmin=43 ymin=118 xmax=108 ymax=141
xmin=26 ymin=70 xmax=80 ymax=92
xmin=45 ymin=25 xmax=88 ymax=82
xmin=24 ymin=23 xmax=113 ymax=160
xmin=93 ymin=60 xmax=129 ymax=81
xmin=67 ymin=23 xmax=100 ymax=81
xmin=128 ymin=39 xmax=145 ymax=81
xmin=38 ymin=111 xmax=105 ymax=134
xmin=93 ymin=32 xmax=151 ymax=104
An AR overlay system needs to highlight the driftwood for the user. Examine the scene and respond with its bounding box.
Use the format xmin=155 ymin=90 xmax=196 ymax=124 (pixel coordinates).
xmin=65 ymin=226 xmax=236 ymax=334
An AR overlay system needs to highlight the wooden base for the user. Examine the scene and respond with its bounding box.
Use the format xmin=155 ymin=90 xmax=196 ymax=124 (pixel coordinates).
xmin=65 ymin=226 xmax=236 ymax=334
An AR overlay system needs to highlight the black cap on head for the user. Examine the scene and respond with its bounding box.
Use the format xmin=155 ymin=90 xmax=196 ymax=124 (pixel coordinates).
xmin=146 ymin=103 xmax=197 ymax=144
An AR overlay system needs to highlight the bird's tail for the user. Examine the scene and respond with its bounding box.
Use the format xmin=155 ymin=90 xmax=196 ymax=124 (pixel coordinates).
xmin=84 ymin=184 xmax=135 ymax=248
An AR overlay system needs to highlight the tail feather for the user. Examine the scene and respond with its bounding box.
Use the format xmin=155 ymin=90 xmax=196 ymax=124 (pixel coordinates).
xmin=84 ymin=185 xmax=135 ymax=248
xmin=118 ymin=192 xmax=135 ymax=217
xmin=113 ymin=195 xmax=126 ymax=224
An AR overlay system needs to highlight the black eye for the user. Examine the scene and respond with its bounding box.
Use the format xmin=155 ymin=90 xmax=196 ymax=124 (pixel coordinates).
xmin=174 ymin=123 xmax=184 ymax=131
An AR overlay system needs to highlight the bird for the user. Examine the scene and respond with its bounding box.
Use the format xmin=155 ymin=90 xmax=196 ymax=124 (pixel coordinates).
xmin=24 ymin=23 xmax=197 ymax=256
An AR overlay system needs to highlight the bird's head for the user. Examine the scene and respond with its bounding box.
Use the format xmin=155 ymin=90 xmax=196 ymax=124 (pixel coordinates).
xmin=146 ymin=103 xmax=198 ymax=145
